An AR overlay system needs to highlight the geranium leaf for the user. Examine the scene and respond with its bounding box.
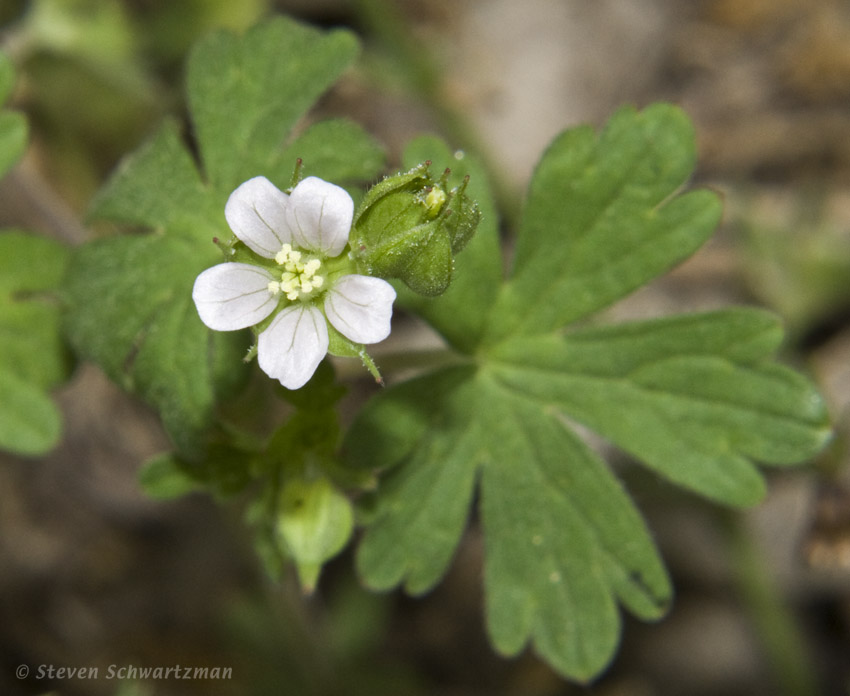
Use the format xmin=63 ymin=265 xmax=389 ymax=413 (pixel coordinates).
xmin=346 ymin=366 xmax=671 ymax=680
xmin=345 ymin=104 xmax=830 ymax=681
xmin=478 ymin=378 xmax=670 ymax=679
xmin=350 ymin=367 xmax=481 ymax=594
xmin=485 ymin=103 xmax=722 ymax=342
xmin=187 ymin=16 xmax=360 ymax=195
xmin=488 ymin=309 xmax=830 ymax=506
xmin=277 ymin=119 xmax=385 ymax=187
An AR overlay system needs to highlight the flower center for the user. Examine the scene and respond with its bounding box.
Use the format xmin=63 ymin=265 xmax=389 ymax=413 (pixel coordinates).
xmin=267 ymin=243 xmax=325 ymax=302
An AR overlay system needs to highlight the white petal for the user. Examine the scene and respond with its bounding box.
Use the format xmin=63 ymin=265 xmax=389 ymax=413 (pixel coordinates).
xmin=193 ymin=263 xmax=277 ymax=331
xmin=224 ymin=176 xmax=290 ymax=258
xmin=285 ymin=176 xmax=353 ymax=257
xmin=325 ymin=275 xmax=396 ymax=344
xmin=257 ymin=304 xmax=329 ymax=389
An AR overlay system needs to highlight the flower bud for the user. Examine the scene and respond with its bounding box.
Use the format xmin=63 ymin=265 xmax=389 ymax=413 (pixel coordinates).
xmin=277 ymin=474 xmax=353 ymax=593
xmin=351 ymin=162 xmax=481 ymax=296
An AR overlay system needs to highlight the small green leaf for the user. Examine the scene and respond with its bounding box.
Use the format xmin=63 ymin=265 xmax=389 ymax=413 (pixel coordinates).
xmin=187 ymin=16 xmax=360 ymax=195
xmin=0 ymin=371 xmax=63 ymax=457
xmin=140 ymin=445 xmax=256 ymax=501
xmin=0 ymin=232 xmax=71 ymax=456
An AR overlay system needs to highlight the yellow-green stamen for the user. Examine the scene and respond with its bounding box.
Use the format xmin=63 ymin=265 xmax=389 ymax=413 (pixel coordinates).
xmin=272 ymin=243 xmax=325 ymax=302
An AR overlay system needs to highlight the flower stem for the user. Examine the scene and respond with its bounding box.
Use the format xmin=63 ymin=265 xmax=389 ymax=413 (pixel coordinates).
xmin=723 ymin=510 xmax=820 ymax=696
xmin=332 ymin=346 xmax=469 ymax=381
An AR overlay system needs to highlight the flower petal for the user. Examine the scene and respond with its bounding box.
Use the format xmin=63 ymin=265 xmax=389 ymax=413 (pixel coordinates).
xmin=285 ymin=176 xmax=353 ymax=257
xmin=193 ymin=263 xmax=278 ymax=331
xmin=325 ymin=275 xmax=396 ymax=344
xmin=258 ymin=304 xmax=329 ymax=389
xmin=224 ymin=176 xmax=290 ymax=258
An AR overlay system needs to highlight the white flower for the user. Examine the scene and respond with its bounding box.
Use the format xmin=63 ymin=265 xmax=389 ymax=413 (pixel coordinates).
xmin=193 ymin=176 xmax=396 ymax=389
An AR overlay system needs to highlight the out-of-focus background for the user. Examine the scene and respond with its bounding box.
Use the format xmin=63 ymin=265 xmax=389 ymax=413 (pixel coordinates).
xmin=1 ymin=1 xmax=849 ymax=694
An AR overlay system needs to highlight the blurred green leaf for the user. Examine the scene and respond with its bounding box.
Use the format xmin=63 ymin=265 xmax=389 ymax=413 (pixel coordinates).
xmin=0 ymin=232 xmax=70 ymax=456
xmin=740 ymin=201 xmax=850 ymax=337
xmin=138 ymin=452 xmax=203 ymax=500
xmin=139 ymin=446 xmax=255 ymax=500
xmin=0 ymin=52 xmax=16 ymax=105
xmin=0 ymin=52 xmax=27 ymax=179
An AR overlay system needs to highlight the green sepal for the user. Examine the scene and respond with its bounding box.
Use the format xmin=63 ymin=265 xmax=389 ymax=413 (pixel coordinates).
xmin=393 ymin=136 xmax=502 ymax=353
xmin=326 ymin=322 xmax=383 ymax=384
xmin=352 ymin=163 xmax=481 ymax=296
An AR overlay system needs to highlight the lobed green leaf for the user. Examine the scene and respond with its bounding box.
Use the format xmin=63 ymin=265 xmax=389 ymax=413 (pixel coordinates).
xmin=64 ymin=231 xmax=247 ymax=455
xmin=351 ymin=369 xmax=481 ymax=594
xmin=488 ymin=309 xmax=830 ymax=506
xmin=277 ymin=119 xmax=385 ymax=188
xmin=346 ymin=366 xmax=672 ymax=679
xmin=485 ymin=104 xmax=722 ymax=342
xmin=347 ymin=105 xmax=830 ymax=681
xmin=187 ymin=16 xmax=360 ymax=195
xmin=88 ymin=118 xmax=219 ymax=231
xmin=479 ymin=377 xmax=670 ymax=680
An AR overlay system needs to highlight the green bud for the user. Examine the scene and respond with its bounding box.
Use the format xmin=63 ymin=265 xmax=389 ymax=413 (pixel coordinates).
xmin=277 ymin=474 xmax=353 ymax=593
xmin=351 ymin=162 xmax=481 ymax=296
